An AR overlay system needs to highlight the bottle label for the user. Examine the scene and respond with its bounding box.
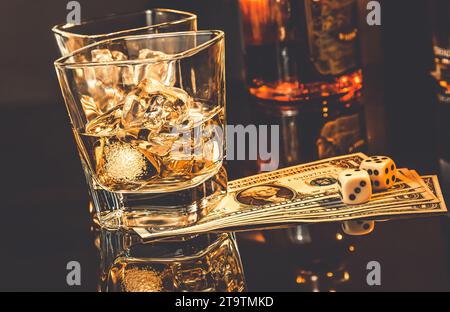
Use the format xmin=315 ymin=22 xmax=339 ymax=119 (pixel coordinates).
xmin=305 ymin=0 xmax=359 ymax=76
xmin=433 ymin=46 xmax=450 ymax=81
xmin=434 ymin=46 xmax=450 ymax=60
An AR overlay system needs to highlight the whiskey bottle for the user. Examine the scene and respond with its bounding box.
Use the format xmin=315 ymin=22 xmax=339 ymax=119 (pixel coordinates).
xmin=239 ymin=0 xmax=363 ymax=104
xmin=430 ymin=0 xmax=449 ymax=99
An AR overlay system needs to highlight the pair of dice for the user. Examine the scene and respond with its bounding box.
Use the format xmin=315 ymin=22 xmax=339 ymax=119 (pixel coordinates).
xmin=338 ymin=156 xmax=397 ymax=205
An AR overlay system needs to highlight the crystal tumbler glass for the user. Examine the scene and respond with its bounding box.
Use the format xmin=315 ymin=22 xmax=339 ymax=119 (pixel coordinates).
xmin=54 ymin=31 xmax=227 ymax=230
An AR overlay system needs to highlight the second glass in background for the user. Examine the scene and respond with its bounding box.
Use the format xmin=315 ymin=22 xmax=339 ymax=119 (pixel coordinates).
xmin=53 ymin=9 xmax=197 ymax=56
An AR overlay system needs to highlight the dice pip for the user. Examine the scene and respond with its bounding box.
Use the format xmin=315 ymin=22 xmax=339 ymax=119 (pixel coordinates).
xmin=342 ymin=220 xmax=375 ymax=236
xmin=360 ymin=156 xmax=397 ymax=191
xmin=337 ymin=169 xmax=372 ymax=205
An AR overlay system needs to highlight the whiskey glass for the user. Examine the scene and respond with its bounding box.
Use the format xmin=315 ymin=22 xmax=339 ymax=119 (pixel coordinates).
xmin=53 ymin=9 xmax=197 ymax=56
xmin=55 ymin=31 xmax=227 ymax=230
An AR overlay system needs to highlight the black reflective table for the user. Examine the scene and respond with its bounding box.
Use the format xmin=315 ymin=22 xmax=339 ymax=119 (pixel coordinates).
xmin=2 ymin=74 xmax=450 ymax=291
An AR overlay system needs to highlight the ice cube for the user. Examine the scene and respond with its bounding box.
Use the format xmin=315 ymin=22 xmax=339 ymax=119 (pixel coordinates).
xmin=121 ymin=88 xmax=167 ymax=132
xmin=138 ymin=49 xmax=167 ymax=61
xmin=80 ymin=95 xmax=99 ymax=121
xmin=81 ymin=79 xmax=125 ymax=115
xmin=77 ymin=49 xmax=127 ymax=121
xmin=98 ymin=84 xmax=125 ymax=112
xmin=95 ymin=139 xmax=159 ymax=190
xmin=90 ymin=49 xmax=120 ymax=86
xmin=121 ymin=267 xmax=164 ymax=292
xmin=146 ymin=133 xmax=179 ymax=157
xmin=91 ymin=49 xmax=114 ymax=62
xmin=121 ymin=79 xmax=192 ymax=131
xmin=121 ymin=65 xmax=135 ymax=86
xmin=85 ymin=105 xmax=123 ymax=136
xmin=136 ymin=49 xmax=176 ymax=86
xmin=111 ymin=50 xmax=128 ymax=61
xmin=203 ymin=139 xmax=222 ymax=163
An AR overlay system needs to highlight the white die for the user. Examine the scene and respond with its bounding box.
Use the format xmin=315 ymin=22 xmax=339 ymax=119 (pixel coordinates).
xmin=360 ymin=156 xmax=397 ymax=191
xmin=337 ymin=169 xmax=372 ymax=205
xmin=342 ymin=220 xmax=375 ymax=236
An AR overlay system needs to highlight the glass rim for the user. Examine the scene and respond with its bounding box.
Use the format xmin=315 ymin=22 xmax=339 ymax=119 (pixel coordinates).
xmin=52 ymin=8 xmax=197 ymax=40
xmin=54 ymin=30 xmax=224 ymax=69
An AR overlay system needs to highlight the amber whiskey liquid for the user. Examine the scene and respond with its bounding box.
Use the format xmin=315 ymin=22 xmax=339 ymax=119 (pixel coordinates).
xmin=240 ymin=0 xmax=362 ymax=103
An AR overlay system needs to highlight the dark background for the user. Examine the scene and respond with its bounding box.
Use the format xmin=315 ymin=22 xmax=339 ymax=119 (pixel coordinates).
xmin=1 ymin=0 xmax=450 ymax=291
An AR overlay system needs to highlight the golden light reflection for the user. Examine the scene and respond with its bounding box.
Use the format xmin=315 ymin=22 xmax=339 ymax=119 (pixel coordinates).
xmin=241 ymin=232 xmax=266 ymax=244
xmin=348 ymin=245 xmax=356 ymax=252
xmin=89 ymin=201 xmax=94 ymax=214
xmin=249 ymin=70 xmax=363 ymax=102
xmin=239 ymin=0 xmax=282 ymax=45
xmin=336 ymin=233 xmax=343 ymax=241
xmin=296 ymin=276 xmax=306 ymax=284
xmin=326 ymin=272 xmax=334 ymax=278
xmin=343 ymin=272 xmax=350 ymax=281
xmin=439 ymin=80 xmax=450 ymax=93
xmin=339 ymin=29 xmax=358 ymax=41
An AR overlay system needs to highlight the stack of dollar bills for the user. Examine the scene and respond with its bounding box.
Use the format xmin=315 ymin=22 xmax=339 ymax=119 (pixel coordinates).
xmin=134 ymin=153 xmax=447 ymax=240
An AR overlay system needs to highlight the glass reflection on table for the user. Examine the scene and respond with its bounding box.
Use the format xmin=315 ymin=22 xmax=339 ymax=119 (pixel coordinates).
xmin=92 ymin=225 xmax=246 ymax=292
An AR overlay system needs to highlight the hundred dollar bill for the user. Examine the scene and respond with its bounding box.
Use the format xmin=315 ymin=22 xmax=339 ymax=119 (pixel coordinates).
xmin=212 ymin=169 xmax=431 ymax=223
xmin=218 ymin=169 xmax=438 ymax=225
xmin=134 ymin=156 xmax=443 ymax=239
xmin=158 ymin=176 xmax=446 ymax=235
xmin=194 ymin=168 xmax=431 ymax=231
xmin=134 ymin=153 xmax=369 ymax=238
xmin=221 ymin=153 xmax=420 ymax=219
xmin=190 ymin=153 xmax=370 ymax=225
xmin=209 ymin=176 xmax=447 ymax=232
xmin=285 ymin=175 xmax=447 ymax=222
xmin=200 ymin=186 xmax=439 ymax=229
xmin=196 ymin=175 xmax=446 ymax=234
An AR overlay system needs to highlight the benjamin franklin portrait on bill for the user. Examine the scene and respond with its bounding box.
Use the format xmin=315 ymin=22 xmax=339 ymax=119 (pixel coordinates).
xmin=236 ymin=185 xmax=296 ymax=206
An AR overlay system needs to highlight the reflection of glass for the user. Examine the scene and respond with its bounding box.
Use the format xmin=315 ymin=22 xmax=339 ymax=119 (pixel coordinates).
xmin=55 ymin=31 xmax=227 ymax=229
xmin=52 ymin=9 xmax=197 ymax=56
xmin=239 ymin=0 xmax=362 ymax=103
xmin=95 ymin=229 xmax=246 ymax=292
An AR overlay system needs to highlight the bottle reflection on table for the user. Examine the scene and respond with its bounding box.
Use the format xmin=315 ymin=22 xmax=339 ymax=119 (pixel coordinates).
xmin=236 ymin=46 xmax=368 ymax=291
xmin=93 ymin=226 xmax=246 ymax=292
xmin=254 ymin=89 xmax=367 ymax=170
